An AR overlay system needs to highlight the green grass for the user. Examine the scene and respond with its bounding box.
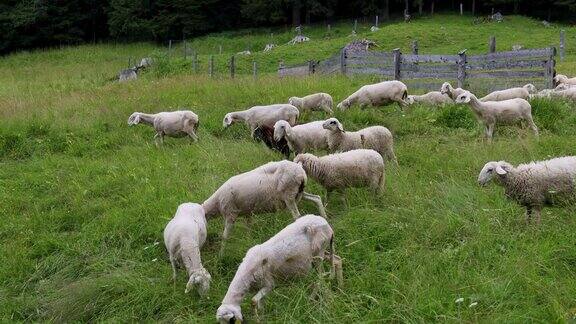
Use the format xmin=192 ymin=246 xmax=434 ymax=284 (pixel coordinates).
xmin=2 ymin=14 xmax=576 ymax=323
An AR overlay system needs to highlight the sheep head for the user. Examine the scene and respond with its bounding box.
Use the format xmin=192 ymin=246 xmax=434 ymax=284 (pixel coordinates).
xmin=322 ymin=118 xmax=344 ymax=132
xmin=127 ymin=112 xmax=141 ymax=125
xmin=336 ymin=99 xmax=351 ymax=110
xmin=288 ymin=97 xmax=300 ymax=108
xmin=455 ymin=91 xmax=472 ymax=104
xmin=553 ymin=74 xmax=568 ymax=86
xmin=478 ymin=161 xmax=513 ymax=186
xmin=293 ymin=153 xmax=315 ymax=165
xmin=406 ymin=95 xmax=416 ymax=105
xmin=555 ymin=83 xmax=571 ymax=91
xmin=273 ymin=120 xmax=290 ymax=141
xmin=223 ymin=113 xmax=235 ymax=128
xmin=185 ymin=268 xmax=211 ymax=296
xmin=216 ymin=304 xmax=243 ymax=324
xmin=523 ymin=84 xmax=537 ymax=94
xmin=440 ymin=82 xmax=452 ymax=95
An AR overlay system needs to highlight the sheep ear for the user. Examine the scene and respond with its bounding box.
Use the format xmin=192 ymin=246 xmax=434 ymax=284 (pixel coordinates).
xmin=337 ymin=123 xmax=344 ymax=132
xmin=495 ymin=165 xmax=508 ymax=175
xmin=304 ymin=225 xmax=317 ymax=238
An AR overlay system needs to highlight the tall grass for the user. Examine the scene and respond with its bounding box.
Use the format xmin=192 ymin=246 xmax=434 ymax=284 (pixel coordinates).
xmin=1 ymin=14 xmax=576 ymax=322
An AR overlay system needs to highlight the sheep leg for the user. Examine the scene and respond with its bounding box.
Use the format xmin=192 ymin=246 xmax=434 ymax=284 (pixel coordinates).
xmin=526 ymin=117 xmax=539 ymax=137
xmin=302 ymin=192 xmax=327 ymax=218
xmin=525 ymin=207 xmax=532 ymax=224
xmin=485 ymin=124 xmax=494 ymax=141
xmin=285 ymin=199 xmax=302 ymax=220
xmin=387 ymin=148 xmax=399 ymax=167
xmin=219 ymin=216 xmax=236 ymax=256
xmin=187 ymin=130 xmax=198 ymax=142
xmin=534 ymin=207 xmax=542 ymax=225
xmin=154 ymin=133 xmax=164 ymax=147
xmin=323 ymin=253 xmax=343 ymax=286
xmin=252 ymin=285 xmax=272 ymax=322
xmin=169 ymin=255 xmax=177 ymax=282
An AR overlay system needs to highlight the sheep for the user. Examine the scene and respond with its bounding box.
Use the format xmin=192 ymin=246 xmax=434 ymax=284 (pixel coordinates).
xmin=479 ymin=84 xmax=535 ymax=102
xmin=456 ymin=91 xmax=538 ymax=141
xmin=163 ymin=203 xmax=211 ymax=295
xmin=273 ymin=120 xmax=329 ymax=156
xmin=288 ymin=93 xmax=333 ymax=114
xmin=322 ymin=118 xmax=398 ymax=165
xmin=294 ymin=149 xmax=385 ymax=199
xmin=554 ymin=74 xmax=576 ymax=86
xmin=202 ymin=160 xmax=326 ymax=253
xmin=529 ymin=88 xmax=556 ymax=99
xmin=336 ymin=80 xmax=408 ymax=110
xmin=454 ymin=90 xmax=538 ymax=140
xmin=554 ymin=88 xmax=576 ymax=101
xmin=223 ymin=104 xmax=299 ymax=138
xmin=554 ymin=83 xmax=576 ymax=91
xmin=478 ymin=157 xmax=576 ymax=224
xmin=118 ymin=68 xmax=137 ymax=82
xmin=128 ymin=110 xmax=199 ymax=146
xmin=440 ymin=82 xmax=466 ymax=101
xmin=216 ymin=215 xmax=342 ymax=323
xmin=253 ymin=125 xmax=291 ymax=159
xmin=406 ymin=91 xmax=453 ymax=105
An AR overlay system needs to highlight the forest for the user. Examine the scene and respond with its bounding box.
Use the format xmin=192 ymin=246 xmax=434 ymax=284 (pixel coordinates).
xmin=1 ymin=0 xmax=574 ymax=55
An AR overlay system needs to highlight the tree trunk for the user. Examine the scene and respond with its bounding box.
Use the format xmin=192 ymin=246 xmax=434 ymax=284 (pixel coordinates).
xmin=405 ymin=0 xmax=410 ymax=13
xmin=513 ymin=0 xmax=519 ymax=14
xmin=419 ymin=0 xmax=423 ymax=15
xmin=305 ymin=7 xmax=310 ymax=25
xmin=292 ymin=0 xmax=301 ymax=26
xmin=431 ymin=0 xmax=434 ymax=15
xmin=384 ymin=0 xmax=390 ymax=20
xmin=472 ymin=0 xmax=475 ymax=16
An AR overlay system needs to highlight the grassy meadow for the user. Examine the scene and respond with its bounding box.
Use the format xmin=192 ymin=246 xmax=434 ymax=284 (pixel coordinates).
xmin=1 ymin=14 xmax=576 ymax=322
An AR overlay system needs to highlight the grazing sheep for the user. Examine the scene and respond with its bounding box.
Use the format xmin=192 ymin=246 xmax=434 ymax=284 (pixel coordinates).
xmin=479 ymin=84 xmax=535 ymax=102
xmin=288 ymin=93 xmax=333 ymax=114
xmin=322 ymin=118 xmax=397 ymax=165
xmin=337 ymin=80 xmax=408 ymax=110
xmin=555 ymin=83 xmax=576 ymax=91
xmin=223 ymin=104 xmax=299 ymax=137
xmin=254 ymin=125 xmax=291 ymax=159
xmin=478 ymin=157 xmax=576 ymax=224
xmin=554 ymin=74 xmax=576 ymax=86
xmin=119 ymin=68 xmax=137 ymax=82
xmin=554 ymin=88 xmax=576 ymax=101
xmin=216 ymin=215 xmax=342 ymax=323
xmin=440 ymin=82 xmax=466 ymax=101
xmin=455 ymin=90 xmax=538 ymax=140
xmin=294 ymin=149 xmax=385 ymax=197
xmin=273 ymin=120 xmax=329 ymax=156
xmin=406 ymin=91 xmax=453 ymax=105
xmin=164 ymin=203 xmax=211 ymax=295
xmin=202 ymin=160 xmax=326 ymax=253
xmin=529 ymin=88 xmax=556 ymax=99
xmin=128 ymin=110 xmax=199 ymax=146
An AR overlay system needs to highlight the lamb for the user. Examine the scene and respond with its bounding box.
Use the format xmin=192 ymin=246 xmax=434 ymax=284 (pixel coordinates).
xmin=337 ymin=80 xmax=408 ymax=110
xmin=406 ymin=91 xmax=453 ymax=105
xmin=223 ymin=104 xmax=299 ymax=137
xmin=273 ymin=120 xmax=329 ymax=156
xmin=322 ymin=118 xmax=398 ymax=165
xmin=128 ymin=110 xmax=199 ymax=145
xmin=288 ymin=93 xmax=333 ymax=114
xmin=440 ymin=82 xmax=466 ymax=100
xmin=216 ymin=215 xmax=343 ymax=323
xmin=294 ymin=149 xmax=385 ymax=197
xmin=454 ymin=90 xmax=538 ymax=140
xmin=202 ymin=160 xmax=326 ymax=253
xmin=554 ymin=74 xmax=576 ymax=86
xmin=479 ymin=84 xmax=536 ymax=102
xmin=163 ymin=203 xmax=211 ymax=295
xmin=478 ymin=157 xmax=576 ymax=224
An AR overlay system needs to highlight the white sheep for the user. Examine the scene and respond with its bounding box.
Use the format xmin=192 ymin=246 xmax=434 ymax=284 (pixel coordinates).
xmin=529 ymin=88 xmax=556 ymax=99
xmin=455 ymin=90 xmax=538 ymax=140
xmin=554 ymin=83 xmax=576 ymax=91
xmin=128 ymin=110 xmax=199 ymax=145
xmin=406 ymin=91 xmax=453 ymax=105
xmin=337 ymin=80 xmax=408 ymax=110
xmin=478 ymin=156 xmax=576 ymax=224
xmin=479 ymin=84 xmax=536 ymax=102
xmin=216 ymin=215 xmax=342 ymax=323
xmin=294 ymin=149 xmax=385 ymax=197
xmin=202 ymin=160 xmax=326 ymax=253
xmin=322 ymin=118 xmax=398 ymax=165
xmin=288 ymin=93 xmax=333 ymax=114
xmin=554 ymin=74 xmax=576 ymax=86
xmin=223 ymin=104 xmax=299 ymax=137
xmin=274 ymin=120 xmax=329 ymax=156
xmin=118 ymin=68 xmax=137 ymax=82
xmin=440 ymin=82 xmax=466 ymax=100
xmin=163 ymin=203 xmax=211 ymax=295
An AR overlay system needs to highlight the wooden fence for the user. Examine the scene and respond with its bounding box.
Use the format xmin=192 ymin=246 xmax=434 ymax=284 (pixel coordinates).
xmin=279 ymin=47 xmax=556 ymax=91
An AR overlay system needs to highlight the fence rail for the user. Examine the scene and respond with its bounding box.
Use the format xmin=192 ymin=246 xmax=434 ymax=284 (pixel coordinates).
xmin=279 ymin=46 xmax=556 ymax=90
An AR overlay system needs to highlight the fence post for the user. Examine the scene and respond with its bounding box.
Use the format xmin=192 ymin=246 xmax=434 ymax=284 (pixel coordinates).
xmin=375 ymin=15 xmax=379 ymax=27
xmin=230 ymin=55 xmax=235 ymax=78
xmin=340 ymin=48 xmax=347 ymax=75
xmin=460 ymin=3 xmax=463 ymax=15
xmin=353 ymin=19 xmax=357 ymax=33
xmin=545 ymin=47 xmax=556 ymax=88
xmin=308 ymin=60 xmax=314 ymax=75
xmin=489 ymin=36 xmax=496 ymax=53
xmin=412 ymin=40 xmax=419 ymax=55
xmin=168 ymin=40 xmax=172 ymax=58
xmin=183 ymin=40 xmax=187 ymax=58
xmin=253 ymin=61 xmax=257 ymax=79
xmin=278 ymin=60 xmax=285 ymax=77
xmin=192 ymin=52 xmax=198 ymax=73
xmin=128 ymin=57 xmax=131 ymax=68
xmin=327 ymin=24 xmax=331 ymax=32
xmin=219 ymin=45 xmax=222 ymax=54
xmin=457 ymin=49 xmax=467 ymax=88
xmin=560 ymin=30 xmax=565 ymax=61
xmin=209 ymin=55 xmax=214 ymax=77
xmin=393 ymin=48 xmax=401 ymax=80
